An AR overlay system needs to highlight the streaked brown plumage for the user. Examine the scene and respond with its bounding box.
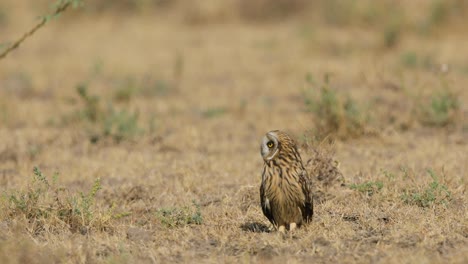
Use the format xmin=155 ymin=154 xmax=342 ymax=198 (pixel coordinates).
xmin=259 ymin=130 xmax=313 ymax=232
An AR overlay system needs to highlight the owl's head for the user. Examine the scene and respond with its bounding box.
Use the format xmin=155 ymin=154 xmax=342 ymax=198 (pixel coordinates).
xmin=260 ymin=130 xmax=297 ymax=162
xmin=260 ymin=130 xmax=280 ymax=161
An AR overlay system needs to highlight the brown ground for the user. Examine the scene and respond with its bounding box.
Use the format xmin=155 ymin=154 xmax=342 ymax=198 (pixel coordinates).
xmin=0 ymin=1 xmax=467 ymax=263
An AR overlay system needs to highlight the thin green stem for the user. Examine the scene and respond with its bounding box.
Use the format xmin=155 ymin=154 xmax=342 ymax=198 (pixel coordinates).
xmin=0 ymin=1 xmax=72 ymax=60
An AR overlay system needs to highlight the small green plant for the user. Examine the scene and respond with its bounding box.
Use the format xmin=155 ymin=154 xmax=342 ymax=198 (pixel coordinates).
xmin=429 ymin=0 xmax=449 ymax=26
xmin=8 ymin=167 xmax=56 ymax=221
xmin=103 ymin=107 xmax=142 ymax=142
xmin=401 ymin=169 xmax=452 ymax=208
xmin=350 ymin=181 xmax=383 ymax=196
xmin=156 ymin=201 xmax=203 ymax=228
xmin=382 ymin=10 xmax=405 ymax=48
xmin=381 ymin=169 xmax=396 ymax=180
xmin=400 ymin=51 xmax=419 ymax=68
xmin=139 ymin=76 xmax=173 ymax=97
xmin=74 ymin=177 xmax=102 ymax=223
xmin=77 ymin=83 xmax=101 ymax=122
xmin=419 ymin=90 xmax=459 ymax=127
xmin=5 ymin=167 xmax=108 ymax=234
xmin=383 ymin=23 xmax=400 ymax=48
xmin=0 ymin=8 xmax=7 ymax=27
xmin=303 ymin=73 xmax=368 ymax=139
xmin=321 ymin=0 xmax=356 ymax=26
xmin=202 ymin=107 xmax=227 ymax=118
xmin=114 ymin=82 xmax=136 ymax=102
xmin=74 ymin=84 xmax=143 ymax=143
xmin=418 ymin=0 xmax=450 ymax=33
xmin=400 ymin=51 xmax=437 ymax=70
xmin=113 ymin=75 xmax=171 ymax=102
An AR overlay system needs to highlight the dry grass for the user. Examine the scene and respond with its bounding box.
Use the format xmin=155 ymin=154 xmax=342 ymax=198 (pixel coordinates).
xmin=0 ymin=1 xmax=467 ymax=263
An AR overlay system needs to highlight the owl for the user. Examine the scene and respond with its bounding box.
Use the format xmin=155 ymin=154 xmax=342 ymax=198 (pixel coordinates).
xmin=259 ymin=130 xmax=313 ymax=232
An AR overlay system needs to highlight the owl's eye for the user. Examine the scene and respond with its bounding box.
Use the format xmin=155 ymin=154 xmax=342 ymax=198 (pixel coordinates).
xmin=267 ymin=141 xmax=274 ymax=148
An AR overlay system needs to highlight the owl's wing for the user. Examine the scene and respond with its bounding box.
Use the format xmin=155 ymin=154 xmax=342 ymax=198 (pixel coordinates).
xmin=260 ymin=183 xmax=275 ymax=225
xmin=299 ymin=169 xmax=314 ymax=222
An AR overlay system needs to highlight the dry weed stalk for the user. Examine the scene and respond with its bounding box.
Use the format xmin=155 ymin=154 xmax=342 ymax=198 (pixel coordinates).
xmin=0 ymin=0 xmax=79 ymax=60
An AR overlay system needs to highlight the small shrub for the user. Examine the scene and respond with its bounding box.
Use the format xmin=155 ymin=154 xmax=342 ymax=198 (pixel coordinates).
xmin=350 ymin=181 xmax=383 ymax=196
xmin=84 ymin=0 xmax=174 ymax=13
xmin=113 ymin=74 xmax=174 ymax=101
xmin=5 ymin=167 xmax=109 ymax=235
xmin=419 ymin=0 xmax=450 ymax=33
xmin=74 ymin=84 xmax=143 ymax=143
xmin=140 ymin=78 xmax=172 ymax=97
xmin=201 ymin=107 xmax=227 ymax=118
xmin=400 ymin=51 xmax=419 ymax=68
xmin=156 ymin=201 xmax=203 ymax=228
xmin=381 ymin=169 xmax=396 ymax=180
xmin=103 ymin=107 xmax=142 ymax=142
xmin=383 ymin=22 xmax=401 ymax=48
xmin=418 ymin=90 xmax=460 ymax=127
xmin=77 ymin=83 xmax=101 ymax=122
xmin=73 ymin=176 xmax=102 ymax=223
xmin=321 ymin=0 xmax=356 ymax=26
xmin=237 ymin=0 xmax=309 ymax=21
xmin=114 ymin=79 xmax=136 ymax=102
xmin=400 ymin=51 xmax=437 ymax=70
xmin=0 ymin=8 xmax=7 ymax=26
xmin=429 ymin=0 xmax=449 ymax=26
xmin=303 ymin=73 xmax=369 ymax=140
xmin=401 ymin=169 xmax=452 ymax=208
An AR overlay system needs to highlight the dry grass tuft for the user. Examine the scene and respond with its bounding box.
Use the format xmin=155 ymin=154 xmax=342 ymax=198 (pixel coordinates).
xmin=303 ymin=138 xmax=344 ymax=188
xmin=2 ymin=167 xmax=113 ymax=236
xmin=300 ymin=135 xmax=345 ymax=206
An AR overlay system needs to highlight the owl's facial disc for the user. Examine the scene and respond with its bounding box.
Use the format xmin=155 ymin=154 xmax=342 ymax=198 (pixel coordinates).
xmin=261 ymin=132 xmax=279 ymax=161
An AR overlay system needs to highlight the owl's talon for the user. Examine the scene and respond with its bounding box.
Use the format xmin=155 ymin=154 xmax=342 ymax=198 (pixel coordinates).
xmin=289 ymin=222 xmax=297 ymax=231
xmin=278 ymin=225 xmax=286 ymax=233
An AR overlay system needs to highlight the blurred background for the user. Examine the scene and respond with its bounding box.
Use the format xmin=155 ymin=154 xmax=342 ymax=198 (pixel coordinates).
xmin=1 ymin=0 xmax=467 ymax=154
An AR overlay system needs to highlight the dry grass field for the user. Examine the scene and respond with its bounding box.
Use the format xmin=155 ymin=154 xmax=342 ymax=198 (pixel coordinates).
xmin=0 ymin=1 xmax=467 ymax=263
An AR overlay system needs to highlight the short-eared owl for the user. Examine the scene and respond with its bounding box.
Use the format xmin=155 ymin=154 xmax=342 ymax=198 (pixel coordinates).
xmin=260 ymin=130 xmax=313 ymax=232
